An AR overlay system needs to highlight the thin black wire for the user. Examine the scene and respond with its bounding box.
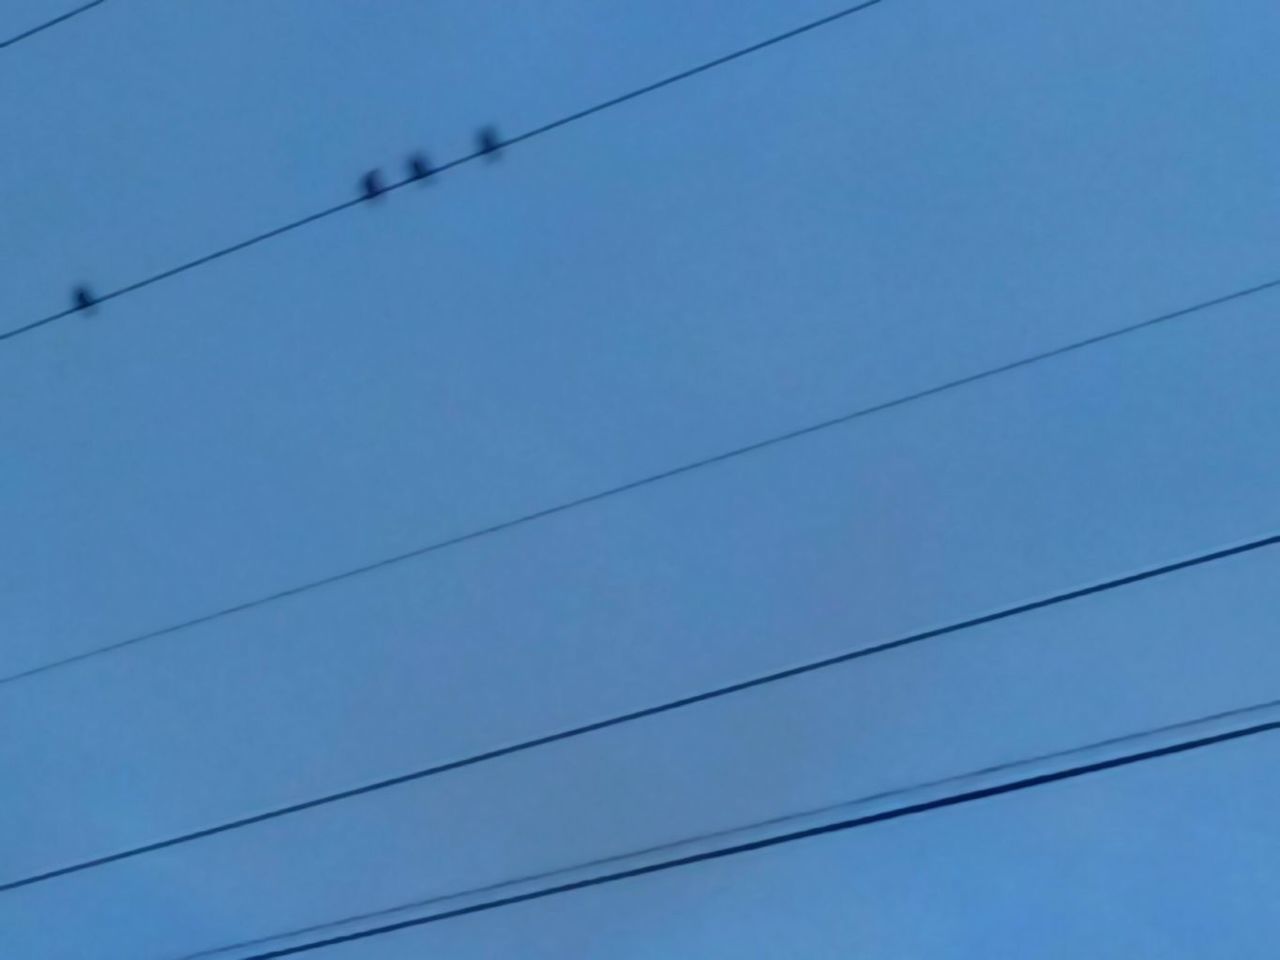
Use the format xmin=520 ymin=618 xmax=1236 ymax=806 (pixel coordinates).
xmin=5 ymin=528 xmax=1277 ymax=895
xmin=171 ymin=694 xmax=1280 ymax=960
xmin=230 ymin=714 xmax=1280 ymax=958
xmin=3 ymin=274 xmax=1278 ymax=690
xmin=0 ymin=0 xmax=887 ymax=343
xmin=0 ymin=0 xmax=106 ymax=50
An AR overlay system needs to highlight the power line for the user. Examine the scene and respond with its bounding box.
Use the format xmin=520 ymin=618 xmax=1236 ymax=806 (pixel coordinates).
xmin=0 ymin=0 xmax=888 ymax=343
xmin=170 ymin=694 xmax=1280 ymax=960
xmin=3 ymin=275 xmax=1278 ymax=691
xmin=229 ymin=712 xmax=1280 ymax=958
xmin=0 ymin=0 xmax=106 ymax=50
xmin=5 ymin=528 xmax=1277 ymax=894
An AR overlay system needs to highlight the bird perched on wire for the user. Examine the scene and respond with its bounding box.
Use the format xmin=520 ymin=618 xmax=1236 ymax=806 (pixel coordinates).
xmin=476 ymin=126 xmax=503 ymax=159
xmin=360 ymin=169 xmax=385 ymax=200
xmin=407 ymin=152 xmax=433 ymax=181
xmin=72 ymin=285 xmax=95 ymax=312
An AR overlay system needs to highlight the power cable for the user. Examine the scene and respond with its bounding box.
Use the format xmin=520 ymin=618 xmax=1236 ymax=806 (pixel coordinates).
xmin=231 ymin=710 xmax=1280 ymax=958
xmin=169 ymin=694 xmax=1280 ymax=960
xmin=4 ymin=528 xmax=1276 ymax=894
xmin=0 ymin=0 xmax=105 ymax=50
xmin=3 ymin=275 xmax=1277 ymax=690
xmin=0 ymin=0 xmax=888 ymax=342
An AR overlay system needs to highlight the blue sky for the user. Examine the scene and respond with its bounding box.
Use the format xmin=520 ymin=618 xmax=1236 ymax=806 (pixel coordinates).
xmin=3 ymin=1 xmax=1279 ymax=956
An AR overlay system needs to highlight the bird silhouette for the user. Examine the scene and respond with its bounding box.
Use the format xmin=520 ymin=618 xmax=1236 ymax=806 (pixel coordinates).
xmin=360 ymin=169 xmax=385 ymax=200
xmin=72 ymin=285 xmax=95 ymax=311
xmin=407 ymin=152 xmax=433 ymax=181
xmin=476 ymin=126 xmax=502 ymax=159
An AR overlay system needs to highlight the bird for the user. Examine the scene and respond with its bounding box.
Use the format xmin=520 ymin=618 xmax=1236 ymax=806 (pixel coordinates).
xmin=360 ymin=169 xmax=385 ymax=200
xmin=407 ymin=152 xmax=433 ymax=181
xmin=476 ymin=125 xmax=502 ymax=159
xmin=72 ymin=285 xmax=95 ymax=311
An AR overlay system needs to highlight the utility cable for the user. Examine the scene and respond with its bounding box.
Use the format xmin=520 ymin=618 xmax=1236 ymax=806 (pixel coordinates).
xmin=230 ymin=709 xmax=1280 ymax=958
xmin=4 ymin=528 xmax=1277 ymax=894
xmin=170 ymin=693 xmax=1280 ymax=960
xmin=0 ymin=0 xmax=887 ymax=342
xmin=0 ymin=0 xmax=105 ymax=50
xmin=3 ymin=275 xmax=1277 ymax=690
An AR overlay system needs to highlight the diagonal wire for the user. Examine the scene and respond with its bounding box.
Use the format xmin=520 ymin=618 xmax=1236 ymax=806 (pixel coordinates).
xmin=3 ymin=274 xmax=1279 ymax=691
xmin=0 ymin=0 xmax=888 ymax=342
xmin=170 ymin=694 xmax=1280 ymax=960
xmin=5 ymin=527 xmax=1278 ymax=895
xmin=230 ymin=710 xmax=1280 ymax=957
xmin=0 ymin=0 xmax=106 ymax=50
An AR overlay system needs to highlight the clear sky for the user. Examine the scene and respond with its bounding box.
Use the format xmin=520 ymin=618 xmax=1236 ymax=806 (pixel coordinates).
xmin=3 ymin=0 xmax=1279 ymax=957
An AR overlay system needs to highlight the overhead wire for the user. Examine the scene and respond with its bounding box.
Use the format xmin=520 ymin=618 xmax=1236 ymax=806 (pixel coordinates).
xmin=227 ymin=709 xmax=1280 ymax=958
xmin=0 ymin=0 xmax=888 ymax=343
xmin=3 ymin=275 xmax=1278 ymax=691
xmin=169 ymin=693 xmax=1280 ymax=960
xmin=0 ymin=0 xmax=106 ymax=50
xmin=4 ymin=528 xmax=1277 ymax=894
